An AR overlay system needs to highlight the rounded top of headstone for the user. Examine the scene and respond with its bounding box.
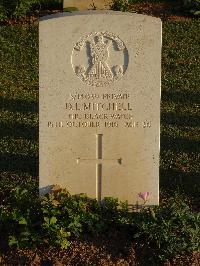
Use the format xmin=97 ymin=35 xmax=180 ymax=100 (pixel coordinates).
xmin=39 ymin=10 xmax=161 ymax=23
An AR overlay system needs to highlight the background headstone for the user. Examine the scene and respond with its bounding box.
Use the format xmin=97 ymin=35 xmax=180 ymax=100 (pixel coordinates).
xmin=39 ymin=11 xmax=161 ymax=205
xmin=63 ymin=0 xmax=110 ymax=10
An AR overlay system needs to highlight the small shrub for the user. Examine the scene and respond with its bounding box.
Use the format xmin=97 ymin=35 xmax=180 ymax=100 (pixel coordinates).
xmin=0 ymin=4 xmax=7 ymax=20
xmin=40 ymin=0 xmax=62 ymax=10
xmin=0 ymin=0 xmax=40 ymax=19
xmin=0 ymin=186 xmax=42 ymax=249
xmin=110 ymin=0 xmax=129 ymax=11
xmin=0 ymin=0 xmax=62 ymax=20
xmin=133 ymin=197 xmax=200 ymax=263
xmin=182 ymin=0 xmax=200 ymax=16
xmin=0 ymin=185 xmax=199 ymax=263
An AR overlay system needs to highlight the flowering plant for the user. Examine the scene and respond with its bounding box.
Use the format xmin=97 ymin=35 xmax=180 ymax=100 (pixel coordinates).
xmin=138 ymin=192 xmax=150 ymax=204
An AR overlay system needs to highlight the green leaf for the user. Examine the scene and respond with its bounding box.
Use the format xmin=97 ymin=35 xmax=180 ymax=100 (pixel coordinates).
xmin=20 ymin=231 xmax=31 ymax=237
xmin=8 ymin=236 xmax=18 ymax=247
xmin=192 ymin=10 xmax=200 ymax=15
xmin=61 ymin=239 xmax=70 ymax=249
xmin=44 ymin=217 xmax=49 ymax=223
xmin=149 ymin=208 xmax=156 ymax=220
xmin=63 ymin=7 xmax=79 ymax=12
xmin=50 ymin=216 xmax=57 ymax=225
xmin=19 ymin=217 xmax=27 ymax=225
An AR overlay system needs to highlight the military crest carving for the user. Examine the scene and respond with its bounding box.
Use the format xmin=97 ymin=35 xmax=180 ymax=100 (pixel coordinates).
xmin=72 ymin=31 xmax=128 ymax=87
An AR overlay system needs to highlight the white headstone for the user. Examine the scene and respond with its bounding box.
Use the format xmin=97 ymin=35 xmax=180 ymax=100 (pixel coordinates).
xmin=39 ymin=11 xmax=161 ymax=205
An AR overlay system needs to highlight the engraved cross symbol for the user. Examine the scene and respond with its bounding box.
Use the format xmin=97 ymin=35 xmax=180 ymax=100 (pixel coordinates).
xmin=77 ymin=134 xmax=122 ymax=203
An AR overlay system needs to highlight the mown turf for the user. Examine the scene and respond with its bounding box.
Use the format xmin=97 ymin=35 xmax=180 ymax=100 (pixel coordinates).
xmin=160 ymin=20 xmax=200 ymax=202
xmin=0 ymin=24 xmax=38 ymax=187
xmin=0 ymin=19 xmax=199 ymax=203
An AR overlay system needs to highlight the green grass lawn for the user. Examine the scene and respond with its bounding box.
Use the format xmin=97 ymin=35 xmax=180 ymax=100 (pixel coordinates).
xmin=160 ymin=20 xmax=200 ymax=200
xmin=0 ymin=17 xmax=200 ymax=264
xmin=0 ymin=25 xmax=38 ymax=187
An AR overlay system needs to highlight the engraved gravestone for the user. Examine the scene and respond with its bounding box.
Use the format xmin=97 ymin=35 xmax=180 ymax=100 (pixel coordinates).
xmin=39 ymin=11 xmax=161 ymax=205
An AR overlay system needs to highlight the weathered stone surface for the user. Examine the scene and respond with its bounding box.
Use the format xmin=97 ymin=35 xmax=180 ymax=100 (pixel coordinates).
xmin=39 ymin=11 xmax=161 ymax=205
xmin=63 ymin=0 xmax=110 ymax=10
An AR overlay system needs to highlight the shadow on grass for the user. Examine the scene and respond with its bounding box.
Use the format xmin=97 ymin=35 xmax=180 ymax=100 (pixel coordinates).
xmin=0 ymin=154 xmax=38 ymax=176
xmin=160 ymin=132 xmax=200 ymax=200
xmin=0 ymin=122 xmax=38 ymax=140
xmin=161 ymin=112 xmax=199 ymax=127
xmin=161 ymin=135 xmax=199 ymax=153
xmin=162 ymin=90 xmax=200 ymax=104
xmin=0 ymin=96 xmax=38 ymax=114
xmin=160 ymin=167 xmax=200 ymax=198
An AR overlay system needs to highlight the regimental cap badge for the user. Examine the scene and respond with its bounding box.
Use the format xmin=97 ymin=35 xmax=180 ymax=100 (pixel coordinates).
xmin=72 ymin=31 xmax=129 ymax=87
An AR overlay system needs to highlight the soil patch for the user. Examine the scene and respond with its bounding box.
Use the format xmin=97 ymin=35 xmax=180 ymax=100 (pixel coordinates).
xmin=0 ymin=234 xmax=200 ymax=265
xmin=130 ymin=1 xmax=192 ymax=21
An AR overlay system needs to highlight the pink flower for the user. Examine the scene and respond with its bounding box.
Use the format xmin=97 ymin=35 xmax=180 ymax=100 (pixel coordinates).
xmin=138 ymin=192 xmax=150 ymax=202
